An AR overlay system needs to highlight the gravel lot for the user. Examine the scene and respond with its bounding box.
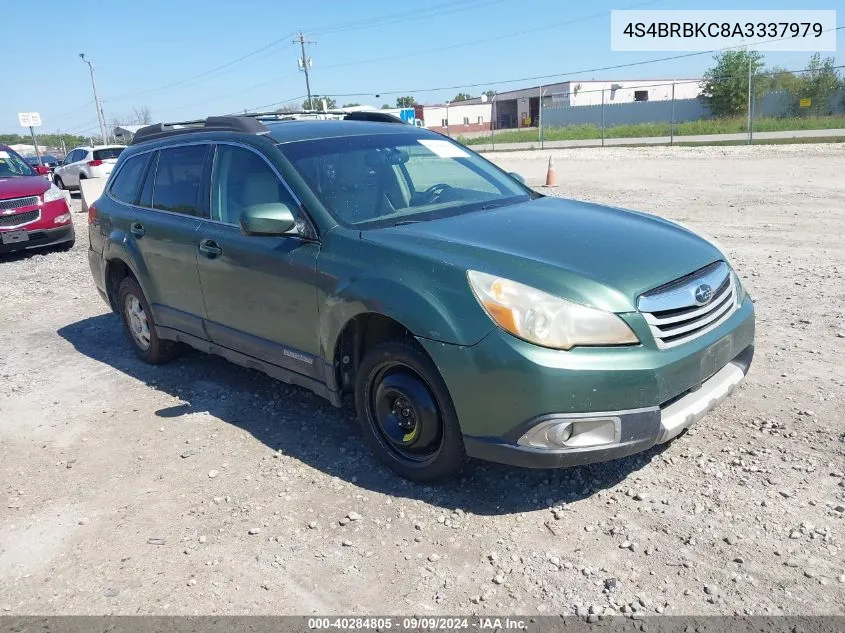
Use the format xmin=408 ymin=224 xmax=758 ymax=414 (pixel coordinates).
xmin=1 ymin=144 xmax=843 ymax=616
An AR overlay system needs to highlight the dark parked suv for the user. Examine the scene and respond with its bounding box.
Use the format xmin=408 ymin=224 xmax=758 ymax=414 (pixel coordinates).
xmin=87 ymin=113 xmax=754 ymax=482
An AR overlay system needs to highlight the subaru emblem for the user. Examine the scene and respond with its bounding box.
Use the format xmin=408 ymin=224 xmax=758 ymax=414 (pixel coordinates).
xmin=694 ymin=284 xmax=713 ymax=306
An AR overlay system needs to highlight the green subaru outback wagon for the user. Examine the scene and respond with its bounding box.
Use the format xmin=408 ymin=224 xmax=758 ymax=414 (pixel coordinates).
xmin=87 ymin=112 xmax=755 ymax=482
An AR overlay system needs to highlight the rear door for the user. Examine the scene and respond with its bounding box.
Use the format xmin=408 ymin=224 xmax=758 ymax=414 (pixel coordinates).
xmin=129 ymin=144 xmax=211 ymax=339
xmin=195 ymin=143 xmax=321 ymax=378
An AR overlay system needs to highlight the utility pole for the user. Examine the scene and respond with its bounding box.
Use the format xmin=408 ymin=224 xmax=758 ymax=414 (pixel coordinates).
xmin=80 ymin=53 xmax=107 ymax=144
xmin=294 ymin=32 xmax=315 ymax=109
xmin=746 ymin=51 xmax=754 ymax=145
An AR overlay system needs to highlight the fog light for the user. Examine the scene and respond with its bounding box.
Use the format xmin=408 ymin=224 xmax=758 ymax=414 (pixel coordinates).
xmin=518 ymin=416 xmax=621 ymax=450
xmin=54 ymin=213 xmax=71 ymax=225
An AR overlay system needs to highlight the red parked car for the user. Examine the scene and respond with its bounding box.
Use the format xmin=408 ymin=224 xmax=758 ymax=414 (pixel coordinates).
xmin=0 ymin=144 xmax=75 ymax=255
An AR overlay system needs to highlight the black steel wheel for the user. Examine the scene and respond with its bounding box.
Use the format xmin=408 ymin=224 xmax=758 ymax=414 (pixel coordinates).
xmin=355 ymin=340 xmax=466 ymax=483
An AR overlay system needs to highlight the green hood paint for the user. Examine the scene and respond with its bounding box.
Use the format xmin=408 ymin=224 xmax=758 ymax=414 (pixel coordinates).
xmin=364 ymin=197 xmax=724 ymax=313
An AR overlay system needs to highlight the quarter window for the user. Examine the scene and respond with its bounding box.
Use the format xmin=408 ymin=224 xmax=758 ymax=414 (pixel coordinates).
xmin=109 ymin=154 xmax=148 ymax=204
xmin=151 ymin=145 xmax=208 ymax=217
xmin=211 ymin=145 xmax=297 ymax=225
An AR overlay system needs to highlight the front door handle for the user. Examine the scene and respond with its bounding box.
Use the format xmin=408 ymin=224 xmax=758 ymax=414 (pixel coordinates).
xmin=130 ymin=222 xmax=145 ymax=238
xmin=198 ymin=239 xmax=223 ymax=259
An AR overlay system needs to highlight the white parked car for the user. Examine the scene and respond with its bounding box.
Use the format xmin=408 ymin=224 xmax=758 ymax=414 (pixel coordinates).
xmin=53 ymin=145 xmax=125 ymax=190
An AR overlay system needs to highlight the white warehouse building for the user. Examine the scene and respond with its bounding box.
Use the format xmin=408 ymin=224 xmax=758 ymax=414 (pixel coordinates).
xmin=462 ymin=78 xmax=703 ymax=129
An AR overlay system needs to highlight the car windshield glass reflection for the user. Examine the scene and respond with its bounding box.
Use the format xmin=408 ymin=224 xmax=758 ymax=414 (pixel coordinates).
xmin=280 ymin=133 xmax=533 ymax=228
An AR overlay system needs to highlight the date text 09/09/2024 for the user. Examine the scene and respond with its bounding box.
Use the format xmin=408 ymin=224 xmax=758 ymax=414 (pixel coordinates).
xmin=307 ymin=618 xmax=528 ymax=630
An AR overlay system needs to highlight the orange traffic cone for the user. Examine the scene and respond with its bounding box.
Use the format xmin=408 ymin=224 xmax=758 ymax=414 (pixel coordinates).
xmin=543 ymin=155 xmax=558 ymax=187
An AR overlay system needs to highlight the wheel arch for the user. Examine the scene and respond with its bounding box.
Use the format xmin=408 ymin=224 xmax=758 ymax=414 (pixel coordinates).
xmin=102 ymin=243 xmax=153 ymax=314
xmin=329 ymin=312 xmax=423 ymax=396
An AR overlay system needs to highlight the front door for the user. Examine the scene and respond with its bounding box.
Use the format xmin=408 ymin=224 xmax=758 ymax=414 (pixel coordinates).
xmin=130 ymin=144 xmax=211 ymax=339
xmin=196 ymin=143 xmax=321 ymax=379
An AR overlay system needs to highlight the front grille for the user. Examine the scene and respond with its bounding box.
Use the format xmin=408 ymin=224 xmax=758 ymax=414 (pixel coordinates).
xmin=0 ymin=210 xmax=40 ymax=228
xmin=0 ymin=196 xmax=39 ymax=211
xmin=638 ymin=261 xmax=739 ymax=349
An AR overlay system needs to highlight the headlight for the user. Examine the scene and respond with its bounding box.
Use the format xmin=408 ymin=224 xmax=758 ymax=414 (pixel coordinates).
xmin=467 ymin=270 xmax=639 ymax=350
xmin=42 ymin=184 xmax=64 ymax=203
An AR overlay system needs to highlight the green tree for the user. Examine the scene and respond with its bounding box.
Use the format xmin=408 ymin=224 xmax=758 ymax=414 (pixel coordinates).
xmin=700 ymin=50 xmax=766 ymax=117
xmin=799 ymin=54 xmax=843 ymax=115
xmin=0 ymin=132 xmax=87 ymax=150
xmin=381 ymin=104 xmax=391 ymax=110
xmin=342 ymin=102 xmax=362 ymax=108
xmin=302 ymin=96 xmax=337 ymax=110
xmin=483 ymin=89 xmax=497 ymax=99
xmin=762 ymin=67 xmax=803 ymax=94
xmin=452 ymin=92 xmax=472 ymax=102
xmin=395 ymin=96 xmax=416 ymax=108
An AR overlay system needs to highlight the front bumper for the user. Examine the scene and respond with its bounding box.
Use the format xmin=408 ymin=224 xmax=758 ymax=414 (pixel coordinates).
xmin=462 ymin=345 xmax=752 ymax=468
xmin=419 ymin=295 xmax=755 ymax=468
xmin=0 ymin=224 xmax=74 ymax=254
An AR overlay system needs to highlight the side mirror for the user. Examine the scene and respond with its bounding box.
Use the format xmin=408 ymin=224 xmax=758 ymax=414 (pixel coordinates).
xmin=509 ymin=172 xmax=526 ymax=184
xmin=240 ymin=203 xmax=297 ymax=236
xmin=35 ymin=165 xmax=51 ymax=175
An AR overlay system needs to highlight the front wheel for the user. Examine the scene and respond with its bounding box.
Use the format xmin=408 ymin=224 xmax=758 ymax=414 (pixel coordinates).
xmin=355 ymin=341 xmax=467 ymax=483
xmin=54 ymin=176 xmax=64 ymax=189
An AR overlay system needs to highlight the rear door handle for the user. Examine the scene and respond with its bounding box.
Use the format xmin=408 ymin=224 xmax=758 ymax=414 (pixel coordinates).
xmin=130 ymin=222 xmax=145 ymax=238
xmin=198 ymin=239 xmax=223 ymax=259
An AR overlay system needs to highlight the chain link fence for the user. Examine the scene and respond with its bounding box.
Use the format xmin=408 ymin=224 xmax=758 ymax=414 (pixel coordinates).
xmin=441 ymin=62 xmax=845 ymax=150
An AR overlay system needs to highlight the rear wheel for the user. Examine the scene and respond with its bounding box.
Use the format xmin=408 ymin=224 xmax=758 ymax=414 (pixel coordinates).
xmin=355 ymin=341 xmax=467 ymax=483
xmin=117 ymin=276 xmax=179 ymax=364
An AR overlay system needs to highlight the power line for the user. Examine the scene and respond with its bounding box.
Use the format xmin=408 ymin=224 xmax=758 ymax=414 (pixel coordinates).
xmin=229 ymin=94 xmax=308 ymax=116
xmin=320 ymin=26 xmax=845 ymax=98
xmin=103 ymin=37 xmax=298 ymax=102
xmin=306 ymin=0 xmax=508 ymax=35
xmin=317 ymin=0 xmax=666 ymax=72
xmin=94 ymin=1 xmax=505 ymax=107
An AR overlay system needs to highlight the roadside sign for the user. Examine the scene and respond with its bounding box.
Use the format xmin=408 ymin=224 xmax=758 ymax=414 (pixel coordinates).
xmin=18 ymin=112 xmax=42 ymax=127
xmin=799 ymin=98 xmax=812 ymax=108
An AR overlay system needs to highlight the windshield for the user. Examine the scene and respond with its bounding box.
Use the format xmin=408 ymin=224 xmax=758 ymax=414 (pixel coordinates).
xmin=94 ymin=147 xmax=125 ymax=160
xmin=280 ymin=133 xmax=532 ymax=228
xmin=0 ymin=149 xmax=36 ymax=178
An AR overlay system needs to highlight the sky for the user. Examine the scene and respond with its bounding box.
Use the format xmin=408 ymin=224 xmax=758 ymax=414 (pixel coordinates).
xmin=2 ymin=0 xmax=841 ymax=136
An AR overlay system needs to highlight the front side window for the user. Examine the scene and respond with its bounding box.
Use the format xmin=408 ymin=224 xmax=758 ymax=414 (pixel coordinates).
xmin=151 ymin=145 xmax=208 ymax=216
xmin=0 ymin=148 xmax=36 ymax=178
xmin=280 ymin=133 xmax=531 ymax=228
xmin=109 ymin=154 xmax=149 ymax=204
xmin=211 ymin=145 xmax=297 ymax=225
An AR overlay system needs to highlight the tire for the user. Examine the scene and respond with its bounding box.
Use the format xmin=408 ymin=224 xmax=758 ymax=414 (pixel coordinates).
xmin=117 ymin=276 xmax=179 ymax=364
xmin=54 ymin=176 xmax=64 ymax=189
xmin=57 ymin=236 xmax=76 ymax=251
xmin=355 ymin=340 xmax=467 ymax=483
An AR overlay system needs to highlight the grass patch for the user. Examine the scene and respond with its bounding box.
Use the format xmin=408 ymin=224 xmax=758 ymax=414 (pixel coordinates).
xmin=458 ymin=115 xmax=845 ymax=146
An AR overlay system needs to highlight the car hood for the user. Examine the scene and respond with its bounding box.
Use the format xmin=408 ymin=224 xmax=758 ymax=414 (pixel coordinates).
xmin=0 ymin=175 xmax=49 ymax=199
xmin=364 ymin=196 xmax=724 ymax=313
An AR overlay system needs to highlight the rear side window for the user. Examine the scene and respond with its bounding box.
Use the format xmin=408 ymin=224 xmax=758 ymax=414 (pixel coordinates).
xmin=151 ymin=145 xmax=208 ymax=217
xmin=94 ymin=147 xmax=125 ymax=161
xmin=109 ymin=154 xmax=149 ymax=204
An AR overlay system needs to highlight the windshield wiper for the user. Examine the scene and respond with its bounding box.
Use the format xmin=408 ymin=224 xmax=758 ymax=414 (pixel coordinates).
xmin=392 ymin=219 xmax=421 ymax=226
